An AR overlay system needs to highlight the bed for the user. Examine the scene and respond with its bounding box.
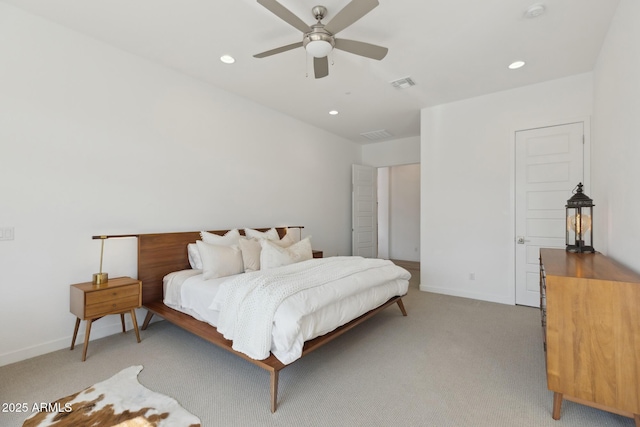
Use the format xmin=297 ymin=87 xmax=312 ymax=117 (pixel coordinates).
xmin=130 ymin=226 xmax=409 ymax=412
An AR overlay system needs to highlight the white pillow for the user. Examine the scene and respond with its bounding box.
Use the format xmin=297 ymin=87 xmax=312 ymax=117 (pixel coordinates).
xmin=239 ymin=237 xmax=262 ymax=272
xmin=244 ymin=227 xmax=279 ymax=241
xmin=272 ymin=232 xmax=296 ymax=248
xmin=200 ymin=229 xmax=241 ymax=246
xmin=187 ymin=243 xmax=202 ymax=270
xmin=260 ymin=237 xmax=313 ymax=270
xmin=284 ymin=227 xmax=302 ymax=243
xmin=196 ymin=240 xmax=244 ymax=280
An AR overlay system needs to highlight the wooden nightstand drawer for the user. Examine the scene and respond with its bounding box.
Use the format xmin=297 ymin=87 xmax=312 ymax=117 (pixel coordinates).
xmin=86 ymin=284 xmax=139 ymax=305
xmin=85 ymin=295 xmax=140 ymax=318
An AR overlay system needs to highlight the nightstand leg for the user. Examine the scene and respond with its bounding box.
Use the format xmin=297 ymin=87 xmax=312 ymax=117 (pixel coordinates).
xmin=130 ymin=309 xmax=141 ymax=343
xmin=71 ymin=318 xmax=81 ymax=350
xmin=82 ymin=319 xmax=93 ymax=362
xmin=120 ymin=313 xmax=126 ymax=333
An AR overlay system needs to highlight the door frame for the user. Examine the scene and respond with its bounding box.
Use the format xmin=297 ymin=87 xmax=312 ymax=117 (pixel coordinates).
xmin=352 ymin=164 xmax=378 ymax=257
xmin=508 ymin=116 xmax=591 ymax=305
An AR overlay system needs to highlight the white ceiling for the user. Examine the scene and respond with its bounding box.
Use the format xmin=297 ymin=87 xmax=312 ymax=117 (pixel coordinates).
xmin=3 ymin=0 xmax=620 ymax=143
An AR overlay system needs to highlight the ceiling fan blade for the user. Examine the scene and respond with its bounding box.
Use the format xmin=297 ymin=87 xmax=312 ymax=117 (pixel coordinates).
xmin=257 ymin=0 xmax=311 ymax=33
xmin=334 ymin=38 xmax=388 ymax=60
xmin=254 ymin=41 xmax=303 ymax=58
xmin=324 ymin=0 xmax=379 ymax=35
xmin=314 ymin=56 xmax=329 ymax=79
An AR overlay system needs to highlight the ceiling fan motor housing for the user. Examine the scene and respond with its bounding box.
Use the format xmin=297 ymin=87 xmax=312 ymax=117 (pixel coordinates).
xmin=312 ymin=5 xmax=328 ymax=21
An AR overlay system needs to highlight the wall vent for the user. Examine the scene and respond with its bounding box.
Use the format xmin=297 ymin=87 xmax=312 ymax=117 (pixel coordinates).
xmin=360 ymin=129 xmax=394 ymax=141
xmin=390 ymin=76 xmax=416 ymax=89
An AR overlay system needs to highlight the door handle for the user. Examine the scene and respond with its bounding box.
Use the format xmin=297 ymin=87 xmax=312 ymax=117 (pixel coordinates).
xmin=517 ymin=236 xmax=530 ymax=244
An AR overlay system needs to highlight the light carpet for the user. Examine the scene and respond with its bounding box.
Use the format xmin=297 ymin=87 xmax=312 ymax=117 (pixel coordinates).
xmin=2 ymin=266 xmax=637 ymax=426
xmin=22 ymin=366 xmax=201 ymax=427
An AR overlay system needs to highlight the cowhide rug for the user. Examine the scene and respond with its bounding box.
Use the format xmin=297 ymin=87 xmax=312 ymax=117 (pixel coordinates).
xmin=23 ymin=366 xmax=201 ymax=427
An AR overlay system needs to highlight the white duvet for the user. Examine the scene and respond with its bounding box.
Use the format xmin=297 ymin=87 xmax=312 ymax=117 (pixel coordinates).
xmin=163 ymin=256 xmax=410 ymax=364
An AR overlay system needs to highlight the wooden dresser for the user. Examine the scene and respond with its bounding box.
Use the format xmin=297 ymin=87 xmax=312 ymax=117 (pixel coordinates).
xmin=540 ymin=248 xmax=640 ymax=426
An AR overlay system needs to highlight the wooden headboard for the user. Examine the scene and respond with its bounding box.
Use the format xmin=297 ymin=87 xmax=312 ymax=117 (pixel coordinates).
xmin=137 ymin=227 xmax=290 ymax=305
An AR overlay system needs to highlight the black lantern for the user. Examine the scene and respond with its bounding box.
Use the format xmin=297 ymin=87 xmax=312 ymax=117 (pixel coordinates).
xmin=565 ymin=183 xmax=595 ymax=253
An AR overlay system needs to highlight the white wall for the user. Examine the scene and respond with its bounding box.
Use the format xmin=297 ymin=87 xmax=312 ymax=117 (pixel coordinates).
xmin=420 ymin=73 xmax=593 ymax=304
xmin=592 ymin=0 xmax=640 ymax=272
xmin=0 ymin=4 xmax=360 ymax=366
xmin=361 ymin=136 xmax=420 ymax=167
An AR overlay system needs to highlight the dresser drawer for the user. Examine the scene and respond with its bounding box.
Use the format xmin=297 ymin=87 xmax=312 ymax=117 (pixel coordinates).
xmin=85 ymin=295 xmax=140 ymax=318
xmin=86 ymin=284 xmax=139 ymax=305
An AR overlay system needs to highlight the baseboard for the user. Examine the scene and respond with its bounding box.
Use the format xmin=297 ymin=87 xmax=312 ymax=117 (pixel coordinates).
xmin=0 ymin=308 xmax=156 ymax=367
xmin=419 ymin=284 xmax=513 ymax=306
xmin=390 ymin=259 xmax=420 ymax=270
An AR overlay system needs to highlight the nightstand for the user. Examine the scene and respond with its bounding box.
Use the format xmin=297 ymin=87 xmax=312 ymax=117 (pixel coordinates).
xmin=70 ymin=276 xmax=142 ymax=361
xmin=312 ymin=250 xmax=323 ymax=258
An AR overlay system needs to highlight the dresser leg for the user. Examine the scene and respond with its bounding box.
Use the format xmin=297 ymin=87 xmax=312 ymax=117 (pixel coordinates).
xmin=70 ymin=318 xmax=81 ymax=350
xmin=634 ymin=413 xmax=640 ymax=427
xmin=130 ymin=309 xmax=141 ymax=343
xmin=120 ymin=313 xmax=126 ymax=333
xmin=82 ymin=319 xmax=93 ymax=362
xmin=552 ymin=392 xmax=563 ymax=420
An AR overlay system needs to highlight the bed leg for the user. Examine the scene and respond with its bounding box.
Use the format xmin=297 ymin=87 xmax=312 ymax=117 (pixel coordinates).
xmin=396 ymin=298 xmax=408 ymax=316
xmin=270 ymin=370 xmax=279 ymax=413
xmin=141 ymin=311 xmax=154 ymax=330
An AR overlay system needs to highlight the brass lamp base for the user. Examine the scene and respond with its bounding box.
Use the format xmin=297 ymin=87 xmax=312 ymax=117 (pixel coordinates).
xmin=93 ymin=272 xmax=108 ymax=285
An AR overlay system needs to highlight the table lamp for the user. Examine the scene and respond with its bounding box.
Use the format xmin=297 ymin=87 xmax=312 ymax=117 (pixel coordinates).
xmin=93 ymin=235 xmax=109 ymax=285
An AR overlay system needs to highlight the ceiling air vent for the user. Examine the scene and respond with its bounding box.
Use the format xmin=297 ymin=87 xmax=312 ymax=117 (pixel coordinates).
xmin=360 ymin=129 xmax=394 ymax=141
xmin=390 ymin=76 xmax=416 ymax=89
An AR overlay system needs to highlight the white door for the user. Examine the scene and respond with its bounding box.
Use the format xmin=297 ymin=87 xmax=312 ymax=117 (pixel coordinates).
xmin=352 ymin=164 xmax=377 ymax=257
xmin=515 ymin=122 xmax=586 ymax=307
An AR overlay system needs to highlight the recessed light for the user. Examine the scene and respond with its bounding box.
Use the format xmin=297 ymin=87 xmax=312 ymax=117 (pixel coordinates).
xmin=524 ymin=3 xmax=546 ymax=19
xmin=220 ymin=55 xmax=235 ymax=64
xmin=329 ymin=110 xmax=339 ymax=116
xmin=509 ymin=60 xmax=526 ymax=70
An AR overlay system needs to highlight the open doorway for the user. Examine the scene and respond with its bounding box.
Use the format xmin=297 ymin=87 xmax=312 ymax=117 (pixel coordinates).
xmin=378 ymin=163 xmax=420 ymax=268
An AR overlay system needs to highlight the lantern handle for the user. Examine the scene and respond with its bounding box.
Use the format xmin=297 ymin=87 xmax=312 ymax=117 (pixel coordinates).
xmin=573 ymin=182 xmax=584 ymax=194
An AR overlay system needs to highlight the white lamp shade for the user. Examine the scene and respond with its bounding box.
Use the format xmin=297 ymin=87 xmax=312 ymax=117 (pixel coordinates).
xmin=306 ymin=40 xmax=333 ymax=58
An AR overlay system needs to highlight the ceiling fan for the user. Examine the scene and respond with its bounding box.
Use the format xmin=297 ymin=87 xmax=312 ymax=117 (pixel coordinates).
xmin=253 ymin=0 xmax=388 ymax=79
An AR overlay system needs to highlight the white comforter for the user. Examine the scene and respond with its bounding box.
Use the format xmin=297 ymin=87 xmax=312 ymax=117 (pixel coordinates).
xmin=163 ymin=256 xmax=410 ymax=364
xmin=212 ymin=256 xmax=410 ymax=363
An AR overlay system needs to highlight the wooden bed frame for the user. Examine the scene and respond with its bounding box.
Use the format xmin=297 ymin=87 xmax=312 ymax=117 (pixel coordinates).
xmin=130 ymin=227 xmax=408 ymax=412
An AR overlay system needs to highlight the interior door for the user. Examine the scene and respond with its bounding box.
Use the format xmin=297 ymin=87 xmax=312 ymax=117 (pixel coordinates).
xmin=352 ymin=164 xmax=377 ymax=257
xmin=515 ymin=122 xmax=585 ymax=307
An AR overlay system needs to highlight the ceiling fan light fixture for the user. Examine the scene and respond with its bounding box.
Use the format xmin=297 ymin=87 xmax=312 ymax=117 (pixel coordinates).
xmin=303 ymin=29 xmax=335 ymax=58
xmin=306 ymin=40 xmax=333 ymax=58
